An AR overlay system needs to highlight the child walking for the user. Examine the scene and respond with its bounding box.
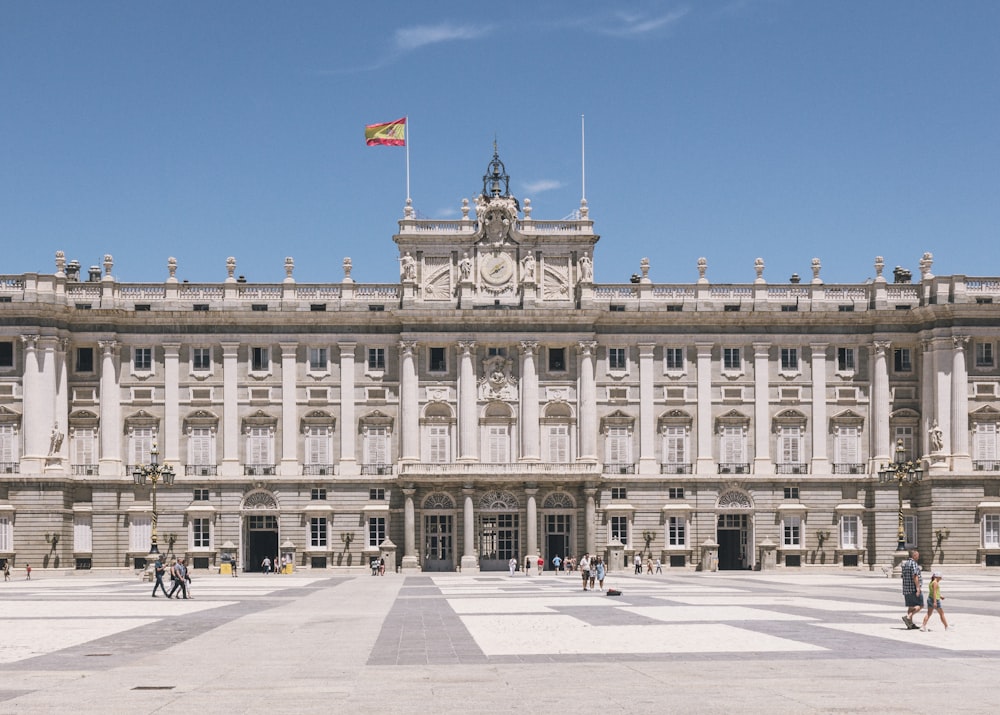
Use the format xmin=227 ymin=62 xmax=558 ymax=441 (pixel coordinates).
xmin=921 ymin=571 xmax=951 ymax=632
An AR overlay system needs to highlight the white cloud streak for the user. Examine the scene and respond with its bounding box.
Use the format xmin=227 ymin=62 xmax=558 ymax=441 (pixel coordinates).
xmin=394 ymin=23 xmax=488 ymax=52
xmin=522 ymin=179 xmax=563 ymax=194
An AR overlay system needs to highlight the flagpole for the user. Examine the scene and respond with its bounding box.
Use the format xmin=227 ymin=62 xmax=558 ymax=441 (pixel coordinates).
xmin=405 ymin=116 xmax=411 ymax=202
xmin=581 ymin=114 xmax=586 ymax=203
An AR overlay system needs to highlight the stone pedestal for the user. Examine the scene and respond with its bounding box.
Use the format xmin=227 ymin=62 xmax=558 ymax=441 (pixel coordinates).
xmin=380 ymin=539 xmax=399 ymax=573
xmin=700 ymin=539 xmax=719 ymax=572
xmin=606 ymin=538 xmax=624 ymax=573
xmin=758 ymin=538 xmax=777 ymax=571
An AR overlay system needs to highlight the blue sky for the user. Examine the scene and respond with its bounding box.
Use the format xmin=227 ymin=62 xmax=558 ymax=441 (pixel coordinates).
xmin=2 ymin=1 xmax=998 ymax=285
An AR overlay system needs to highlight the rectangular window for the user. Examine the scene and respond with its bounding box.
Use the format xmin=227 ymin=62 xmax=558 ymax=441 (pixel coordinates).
xmin=783 ymin=516 xmax=801 ymax=546
xmin=904 ymin=515 xmax=918 ymax=549
xmin=192 ymin=518 xmax=211 ymax=548
xmin=548 ymin=347 xmax=566 ymax=371
xmin=428 ymin=347 xmax=446 ymax=372
xmin=720 ymin=425 xmax=745 ymax=464
xmin=547 ymin=424 xmax=569 ymax=463
xmin=129 ymin=427 xmax=153 ymax=466
xmin=129 ymin=514 xmax=151 ymax=553
xmin=364 ymin=426 xmax=389 ymax=466
xmin=605 ymin=426 xmax=631 ymax=466
xmin=367 ymin=347 xmax=385 ymax=370
xmin=311 ymin=488 xmax=327 ymax=501
xmin=668 ymin=516 xmax=686 ymax=546
xmin=0 ymin=516 xmax=10 ymax=551
xmin=72 ymin=427 xmax=96 ymax=467
xmin=0 ymin=424 xmax=19 ymax=465
xmin=984 ymin=514 xmax=1000 ymax=548
xmin=188 ymin=428 xmax=214 ymax=467
xmin=668 ymin=487 xmax=685 ymax=500
xmin=777 ymin=426 xmax=802 ymax=465
xmin=192 ymin=347 xmax=211 ymax=371
xmin=308 ymin=347 xmax=328 ymax=372
xmin=428 ymin=424 xmax=450 ymax=463
xmin=609 ymin=347 xmax=627 ymax=370
xmin=0 ymin=342 xmax=13 ymax=369
xmin=665 ymin=347 xmax=684 ymax=371
xmin=610 ymin=487 xmax=627 ymax=500
xmin=894 ymin=426 xmax=915 ymax=461
xmin=662 ymin=426 xmax=687 ymax=466
xmin=837 ymin=347 xmax=856 ymax=372
xmin=246 ymin=426 xmax=273 ymax=466
xmin=834 ymin=426 xmax=861 ymax=469
xmin=723 ymin=347 xmax=741 ymax=371
xmin=73 ymin=514 xmax=93 ymax=553
xmin=251 ymin=346 xmax=269 ymax=372
xmin=840 ymin=515 xmax=860 ymax=549
xmin=610 ymin=515 xmax=628 ymax=544
xmin=133 ymin=347 xmax=152 ymax=371
xmin=76 ymin=347 xmax=94 ymax=372
xmin=487 ymin=425 xmax=509 ymax=463
xmin=368 ymin=516 xmax=386 ymax=548
xmin=193 ymin=489 xmax=210 ymax=501
xmin=974 ymin=422 xmax=998 ymax=464
xmin=893 ymin=348 xmax=912 ymax=373
xmin=369 ymin=488 xmax=385 ymax=500
xmin=488 ymin=347 xmax=507 ymax=358
xmin=310 ymin=517 xmax=328 ymax=548
xmin=780 ymin=348 xmax=799 ymax=372
xmin=784 ymin=487 xmax=800 ymax=499
xmin=976 ymin=342 xmax=995 ymax=368
xmin=305 ymin=426 xmax=331 ymax=466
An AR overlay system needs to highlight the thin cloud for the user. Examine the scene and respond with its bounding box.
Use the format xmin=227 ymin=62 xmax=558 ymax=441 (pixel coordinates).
xmin=394 ymin=23 xmax=489 ymax=52
xmin=590 ymin=8 xmax=689 ymax=37
xmin=522 ymin=179 xmax=563 ymax=194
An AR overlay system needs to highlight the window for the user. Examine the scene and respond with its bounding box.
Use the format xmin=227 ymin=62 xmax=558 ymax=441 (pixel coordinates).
xmin=605 ymin=426 xmax=632 ymax=467
xmin=723 ymin=347 xmax=741 ymax=371
xmin=904 ymin=515 xmax=918 ymax=549
xmin=780 ymin=348 xmax=799 ymax=372
xmin=837 ymin=347 xmax=856 ymax=372
xmin=546 ymin=424 xmax=569 ymax=463
xmin=192 ymin=518 xmax=211 ymax=548
xmin=834 ymin=426 xmax=862 ymax=471
xmin=976 ymin=342 xmax=995 ymax=368
xmin=984 ymin=514 xmax=1000 ymax=548
xmin=783 ymin=516 xmax=801 ymax=546
xmin=72 ymin=427 xmax=96 ymax=469
xmin=364 ymin=426 xmax=389 ymax=466
xmin=76 ymin=347 xmax=94 ymax=372
xmin=311 ymin=488 xmax=327 ymax=501
xmin=367 ymin=347 xmax=385 ymax=371
xmin=368 ymin=516 xmax=386 ymax=548
xmin=668 ymin=487 xmax=685 ymax=500
xmin=308 ymin=347 xmax=328 ymax=372
xmin=609 ymin=347 xmax=627 ymax=371
xmin=840 ymin=515 xmax=860 ymax=549
xmin=310 ymin=517 xmax=328 ymax=548
xmin=251 ymin=346 xmax=269 ymax=372
xmin=129 ymin=427 xmax=154 ymax=466
xmin=720 ymin=425 xmax=746 ymax=465
xmin=193 ymin=489 xmax=210 ymax=501
xmin=662 ymin=426 xmax=688 ymax=468
xmin=665 ymin=347 xmax=684 ymax=371
xmin=784 ymin=487 xmax=800 ymax=499
xmin=488 ymin=347 xmax=507 ymax=358
xmin=668 ymin=516 xmax=686 ymax=546
xmin=486 ymin=425 xmax=510 ymax=463
xmin=610 ymin=515 xmax=628 ymax=544
xmin=427 ymin=424 xmax=450 ymax=463
xmin=133 ymin=347 xmax=152 ymax=371
xmin=0 ymin=424 xmax=18 ymax=467
xmin=305 ymin=426 xmax=331 ymax=467
xmin=246 ymin=426 xmax=273 ymax=467
xmin=548 ymin=347 xmax=566 ymax=371
xmin=192 ymin=347 xmax=211 ymax=372
xmin=188 ymin=428 xmax=214 ymax=467
xmin=893 ymin=348 xmax=912 ymax=373
xmin=610 ymin=487 xmax=627 ymax=500
xmin=129 ymin=514 xmax=151 ymax=553
xmin=0 ymin=342 xmax=13 ymax=368
xmin=777 ymin=426 xmax=802 ymax=466
xmin=369 ymin=488 xmax=385 ymax=500
xmin=428 ymin=347 xmax=446 ymax=372
xmin=974 ymin=422 xmax=998 ymax=467
xmin=73 ymin=514 xmax=92 ymax=553
xmin=894 ymin=426 xmax=914 ymax=461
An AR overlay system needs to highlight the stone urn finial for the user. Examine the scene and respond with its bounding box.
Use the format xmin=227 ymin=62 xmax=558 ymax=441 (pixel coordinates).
xmin=404 ymin=197 xmax=414 ymax=219
xmin=55 ymin=251 xmax=66 ymax=277
xmin=523 ymin=197 xmax=532 ymax=220
xmin=284 ymin=257 xmax=295 ymax=283
xmin=103 ymin=254 xmax=114 ymax=279
xmin=579 ymin=197 xmax=589 ymax=219
xmin=226 ymin=256 xmax=237 ymax=282
xmin=697 ymin=257 xmax=708 ymax=284
xmin=874 ymin=256 xmax=885 ymax=282
xmin=640 ymin=257 xmax=650 ymax=283
xmin=167 ymin=257 xmax=178 ymax=283
xmin=811 ymin=257 xmax=822 ymax=284
xmin=754 ymin=257 xmax=765 ymax=283
xmin=461 ymin=198 xmax=470 ymax=221
xmin=919 ymin=252 xmax=934 ymax=280
xmin=342 ymin=257 xmax=354 ymax=283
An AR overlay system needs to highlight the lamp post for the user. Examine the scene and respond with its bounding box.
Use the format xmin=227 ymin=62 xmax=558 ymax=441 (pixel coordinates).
xmin=877 ymin=438 xmax=923 ymax=552
xmin=132 ymin=444 xmax=175 ymax=555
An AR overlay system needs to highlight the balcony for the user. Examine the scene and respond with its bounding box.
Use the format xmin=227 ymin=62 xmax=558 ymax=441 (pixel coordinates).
xmin=0 ymin=462 xmax=19 ymax=474
xmin=72 ymin=464 xmax=98 ymax=476
xmin=186 ymin=464 xmax=218 ymax=476
xmin=660 ymin=463 xmax=692 ymax=474
xmin=974 ymin=460 xmax=1000 ymax=471
xmin=833 ymin=463 xmax=866 ymax=475
xmin=244 ymin=464 xmax=276 ymax=476
xmin=302 ymin=464 xmax=336 ymax=476
xmin=603 ymin=463 xmax=636 ymax=474
xmin=399 ymin=462 xmax=601 ymax=477
xmin=718 ymin=463 xmax=750 ymax=474
xmin=361 ymin=463 xmax=394 ymax=476
xmin=775 ymin=463 xmax=809 ymax=475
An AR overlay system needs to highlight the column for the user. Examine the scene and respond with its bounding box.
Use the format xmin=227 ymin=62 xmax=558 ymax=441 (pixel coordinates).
xmin=810 ymin=343 xmax=830 ymax=474
xmin=871 ymin=341 xmax=891 ymax=466
xmin=752 ymin=342 xmax=772 ymax=474
xmin=695 ymin=343 xmax=714 ymax=474
xmin=402 ymin=487 xmax=419 ymax=570
xmin=221 ymin=342 xmax=240 ymax=477
xmin=20 ymin=336 xmax=43 ymax=469
xmin=519 ymin=341 xmax=540 ymax=461
xmin=338 ymin=343 xmax=357 ymax=474
xmin=525 ymin=487 xmax=538 ymax=561
xmin=951 ymin=336 xmax=971 ymax=470
xmin=461 ymin=485 xmax=477 ymax=571
xmin=162 ymin=343 xmax=181 ymax=468
xmin=578 ymin=341 xmax=597 ymax=460
xmin=457 ymin=341 xmax=478 ymax=462
xmin=98 ymin=339 xmax=122 ymax=476
xmin=638 ymin=343 xmax=657 ymax=474
xmin=920 ymin=338 xmax=936 ymax=458
xmin=52 ymin=339 xmax=69 ymax=467
xmin=280 ymin=342 xmax=298 ymax=476
xmin=399 ymin=341 xmax=419 ymax=462
xmin=933 ymin=337 xmax=952 ymax=458
xmin=584 ymin=487 xmax=596 ymax=556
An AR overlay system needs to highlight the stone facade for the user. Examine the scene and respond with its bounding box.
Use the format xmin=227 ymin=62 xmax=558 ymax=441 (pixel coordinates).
xmin=2 ymin=151 xmax=1000 ymax=573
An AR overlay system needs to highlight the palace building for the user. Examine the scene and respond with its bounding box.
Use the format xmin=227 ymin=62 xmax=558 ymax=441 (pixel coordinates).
xmin=2 ymin=150 xmax=1000 ymax=574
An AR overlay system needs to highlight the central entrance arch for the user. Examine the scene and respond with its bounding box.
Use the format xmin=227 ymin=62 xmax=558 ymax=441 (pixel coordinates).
xmin=716 ymin=488 xmax=754 ymax=570
xmin=478 ymin=490 xmax=520 ymax=572
xmin=422 ymin=492 xmax=456 ymax=572
xmin=242 ymin=490 xmax=279 ymax=573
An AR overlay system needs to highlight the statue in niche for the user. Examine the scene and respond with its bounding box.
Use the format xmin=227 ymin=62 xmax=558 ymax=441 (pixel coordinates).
xmin=929 ymin=421 xmax=944 ymax=453
xmin=521 ymin=253 xmax=535 ymax=282
xmin=459 ymin=252 xmax=472 ymax=281
xmin=400 ymin=252 xmax=416 ymax=281
xmin=579 ymin=251 xmax=593 ymax=283
xmin=48 ymin=424 xmax=64 ymax=455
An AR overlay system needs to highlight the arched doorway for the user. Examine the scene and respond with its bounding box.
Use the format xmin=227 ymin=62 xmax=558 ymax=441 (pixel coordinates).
xmin=242 ymin=490 xmax=279 ymax=573
xmin=422 ymin=492 xmax=456 ymax=572
xmin=716 ymin=488 xmax=754 ymax=570
xmin=478 ymin=490 xmax=520 ymax=571
xmin=541 ymin=491 xmax=575 ymax=570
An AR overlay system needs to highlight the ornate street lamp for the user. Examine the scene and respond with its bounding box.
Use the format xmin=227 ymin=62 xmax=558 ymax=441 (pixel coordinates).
xmin=877 ymin=438 xmax=923 ymax=552
xmin=132 ymin=443 xmax=175 ymax=554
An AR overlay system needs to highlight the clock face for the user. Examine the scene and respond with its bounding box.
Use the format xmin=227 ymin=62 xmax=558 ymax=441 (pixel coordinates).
xmin=480 ymin=253 xmax=514 ymax=286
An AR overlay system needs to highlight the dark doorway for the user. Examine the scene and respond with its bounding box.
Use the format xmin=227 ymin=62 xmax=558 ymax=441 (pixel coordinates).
xmin=545 ymin=534 xmax=568 ymax=571
xmin=717 ymin=513 xmax=749 ymax=570
xmin=246 ymin=514 xmax=278 ymax=572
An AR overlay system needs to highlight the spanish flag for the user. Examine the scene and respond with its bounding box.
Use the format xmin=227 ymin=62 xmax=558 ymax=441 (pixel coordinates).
xmin=365 ymin=117 xmax=406 ymax=146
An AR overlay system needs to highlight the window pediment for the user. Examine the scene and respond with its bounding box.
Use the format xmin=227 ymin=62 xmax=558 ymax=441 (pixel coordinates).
xmin=716 ymin=409 xmax=749 ymax=428
xmin=830 ymin=409 xmax=865 ymax=430
xmin=658 ymin=409 xmax=692 ymax=431
xmin=184 ymin=409 xmax=219 ymax=432
xmin=971 ymin=405 xmax=1000 ymax=424
xmin=300 ymin=410 xmax=335 ymax=432
xmin=124 ymin=409 xmax=158 ymax=431
xmin=601 ymin=410 xmax=635 ymax=433
xmin=773 ymin=409 xmax=807 ymax=431
xmin=359 ymin=409 xmax=393 ymax=431
xmin=243 ymin=409 xmax=277 ymax=430
xmin=0 ymin=405 xmax=22 ymax=425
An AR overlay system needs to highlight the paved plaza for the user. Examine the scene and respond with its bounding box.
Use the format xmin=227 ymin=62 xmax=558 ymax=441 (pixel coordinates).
xmin=1 ymin=568 xmax=999 ymax=714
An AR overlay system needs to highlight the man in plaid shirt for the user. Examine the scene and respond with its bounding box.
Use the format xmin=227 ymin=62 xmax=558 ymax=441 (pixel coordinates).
xmin=901 ymin=549 xmax=924 ymax=630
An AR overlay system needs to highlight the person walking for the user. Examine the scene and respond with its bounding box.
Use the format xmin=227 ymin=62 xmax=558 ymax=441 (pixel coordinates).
xmin=634 ymin=553 xmax=642 ymax=574
xmin=25 ymin=563 xmax=31 ymax=580
xmin=508 ymin=556 xmax=517 ymax=576
xmin=596 ymin=557 xmax=606 ymax=591
xmin=588 ymin=557 xmax=597 ymax=591
xmin=552 ymin=554 xmax=562 ymax=573
xmin=168 ymin=558 xmax=189 ymax=599
xmin=261 ymin=556 xmax=271 ymax=575
xmin=920 ymin=572 xmax=951 ymax=631
xmin=537 ymin=554 xmax=544 ymax=576
xmin=579 ymin=553 xmax=590 ymax=591
xmin=655 ymin=558 xmax=663 ymax=574
xmin=151 ymin=556 xmax=169 ymax=597
xmin=3 ymin=560 xmax=9 ymax=581
xmin=524 ymin=554 xmax=532 ymax=576
xmin=900 ymin=549 xmax=923 ymax=629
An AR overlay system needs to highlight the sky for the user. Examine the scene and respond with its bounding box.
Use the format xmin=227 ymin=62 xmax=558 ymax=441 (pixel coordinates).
xmin=2 ymin=1 xmax=998 ymax=286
